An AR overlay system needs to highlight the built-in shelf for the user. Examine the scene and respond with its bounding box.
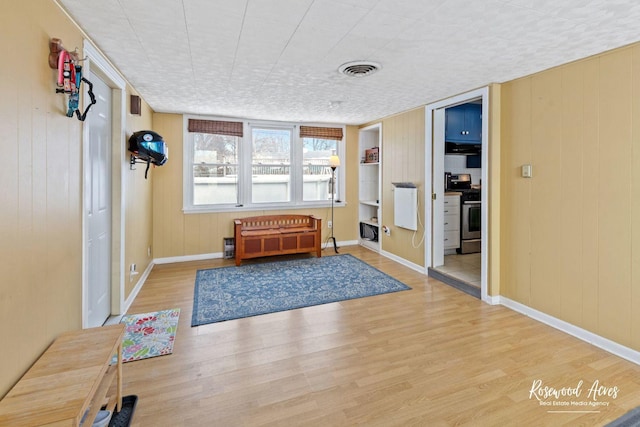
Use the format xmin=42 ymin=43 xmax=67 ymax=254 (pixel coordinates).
xmin=358 ymin=123 xmax=382 ymax=251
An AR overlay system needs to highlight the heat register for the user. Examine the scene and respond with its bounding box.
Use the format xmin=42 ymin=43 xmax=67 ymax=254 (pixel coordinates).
xmin=393 ymin=183 xmax=418 ymax=231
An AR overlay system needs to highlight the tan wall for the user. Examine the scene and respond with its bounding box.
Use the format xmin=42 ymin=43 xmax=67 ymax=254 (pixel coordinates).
xmin=0 ymin=1 xmax=156 ymax=397
xmin=500 ymin=44 xmax=640 ymax=350
xmin=376 ymin=108 xmax=426 ymax=266
xmin=124 ymin=91 xmax=154 ymax=297
xmin=151 ymin=114 xmax=359 ymax=259
xmin=343 ymin=126 xmax=360 ymax=239
xmin=0 ymin=0 xmax=85 ymax=398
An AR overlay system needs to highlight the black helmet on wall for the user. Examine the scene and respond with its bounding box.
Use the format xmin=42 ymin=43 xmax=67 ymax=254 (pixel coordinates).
xmin=128 ymin=130 xmax=168 ymax=166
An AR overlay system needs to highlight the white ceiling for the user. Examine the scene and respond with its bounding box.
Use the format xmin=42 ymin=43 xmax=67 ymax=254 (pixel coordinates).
xmin=57 ymin=0 xmax=640 ymax=125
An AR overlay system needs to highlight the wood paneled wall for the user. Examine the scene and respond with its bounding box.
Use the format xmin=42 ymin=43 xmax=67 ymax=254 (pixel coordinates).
xmin=501 ymin=44 xmax=640 ymax=350
xmin=124 ymin=91 xmax=154 ymax=298
xmin=0 ymin=1 xmax=157 ymax=398
xmin=151 ymin=114 xmax=359 ymax=259
xmin=378 ymin=108 xmax=426 ymax=266
xmin=0 ymin=1 xmax=84 ymax=398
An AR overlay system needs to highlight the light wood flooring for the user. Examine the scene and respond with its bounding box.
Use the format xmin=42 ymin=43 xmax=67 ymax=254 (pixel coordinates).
xmin=120 ymin=245 xmax=640 ymax=426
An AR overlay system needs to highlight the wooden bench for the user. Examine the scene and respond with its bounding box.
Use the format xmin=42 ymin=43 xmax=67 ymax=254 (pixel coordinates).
xmin=0 ymin=324 xmax=125 ymax=426
xmin=234 ymin=214 xmax=322 ymax=266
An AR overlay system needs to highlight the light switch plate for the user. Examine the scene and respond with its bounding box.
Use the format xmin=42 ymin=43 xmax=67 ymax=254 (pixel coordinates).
xmin=522 ymin=164 xmax=532 ymax=178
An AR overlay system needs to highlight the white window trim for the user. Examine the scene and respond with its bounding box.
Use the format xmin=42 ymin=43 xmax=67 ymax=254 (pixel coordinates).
xmin=247 ymin=122 xmax=295 ymax=205
xmin=183 ymin=115 xmax=346 ymax=213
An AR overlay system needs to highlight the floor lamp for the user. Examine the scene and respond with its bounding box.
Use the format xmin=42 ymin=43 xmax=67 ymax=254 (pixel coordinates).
xmin=329 ymin=154 xmax=340 ymax=253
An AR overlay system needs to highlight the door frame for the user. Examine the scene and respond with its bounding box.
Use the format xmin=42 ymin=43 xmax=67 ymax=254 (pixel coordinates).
xmin=82 ymin=41 xmax=127 ymax=327
xmin=425 ymin=86 xmax=490 ymax=302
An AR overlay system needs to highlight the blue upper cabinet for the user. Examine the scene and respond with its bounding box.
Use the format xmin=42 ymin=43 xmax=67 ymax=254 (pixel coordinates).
xmin=445 ymin=103 xmax=482 ymax=144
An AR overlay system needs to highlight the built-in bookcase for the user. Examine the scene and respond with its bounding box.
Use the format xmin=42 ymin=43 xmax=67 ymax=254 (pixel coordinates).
xmin=358 ymin=123 xmax=382 ymax=251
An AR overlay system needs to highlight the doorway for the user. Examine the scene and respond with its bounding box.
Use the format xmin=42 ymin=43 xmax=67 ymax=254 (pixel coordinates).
xmin=425 ymin=87 xmax=489 ymax=302
xmin=86 ymin=73 xmax=112 ymax=327
xmin=82 ymin=41 xmax=127 ymax=328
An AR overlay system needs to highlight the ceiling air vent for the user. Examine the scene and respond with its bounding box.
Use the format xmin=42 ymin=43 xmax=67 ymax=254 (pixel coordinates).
xmin=338 ymin=61 xmax=381 ymax=77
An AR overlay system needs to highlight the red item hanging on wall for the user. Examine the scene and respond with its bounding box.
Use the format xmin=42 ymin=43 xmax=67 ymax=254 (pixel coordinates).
xmin=48 ymin=37 xmax=96 ymax=121
xmin=57 ymin=49 xmax=76 ymax=93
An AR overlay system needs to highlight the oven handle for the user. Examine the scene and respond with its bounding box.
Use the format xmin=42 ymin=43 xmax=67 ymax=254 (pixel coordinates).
xmin=462 ymin=200 xmax=481 ymax=205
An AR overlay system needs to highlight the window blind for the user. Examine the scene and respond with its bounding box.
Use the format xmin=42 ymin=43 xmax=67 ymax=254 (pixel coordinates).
xmin=188 ymin=119 xmax=243 ymax=137
xmin=299 ymin=126 xmax=343 ymax=141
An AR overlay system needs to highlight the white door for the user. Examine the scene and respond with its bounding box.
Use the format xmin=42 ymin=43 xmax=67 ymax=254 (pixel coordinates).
xmin=86 ymin=75 xmax=112 ymax=327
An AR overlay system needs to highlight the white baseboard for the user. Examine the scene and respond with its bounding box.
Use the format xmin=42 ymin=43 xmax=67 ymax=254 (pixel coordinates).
xmin=153 ymin=244 xmax=363 ymax=264
xmin=498 ymin=296 xmax=640 ymax=366
xmin=123 ymin=242 xmax=360 ymax=320
xmin=121 ymin=261 xmax=154 ymax=314
xmin=105 ymin=261 xmax=155 ymax=324
xmin=154 ymin=252 xmax=223 ymax=265
xmin=337 ymin=239 xmax=359 ymax=247
xmin=484 ymin=294 xmax=501 ymax=305
xmin=380 ymin=249 xmax=426 ymax=274
xmin=112 ymin=246 xmax=640 ymax=367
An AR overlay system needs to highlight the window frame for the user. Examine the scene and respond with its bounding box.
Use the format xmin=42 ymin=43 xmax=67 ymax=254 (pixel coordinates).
xmin=248 ymin=123 xmax=294 ymax=206
xmin=183 ymin=115 xmax=345 ymax=213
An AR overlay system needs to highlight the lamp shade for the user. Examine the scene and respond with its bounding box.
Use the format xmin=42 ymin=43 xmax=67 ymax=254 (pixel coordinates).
xmin=329 ymin=155 xmax=341 ymax=168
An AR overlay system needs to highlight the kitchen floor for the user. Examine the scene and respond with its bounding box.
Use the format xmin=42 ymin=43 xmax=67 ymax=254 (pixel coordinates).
xmin=435 ymin=253 xmax=481 ymax=288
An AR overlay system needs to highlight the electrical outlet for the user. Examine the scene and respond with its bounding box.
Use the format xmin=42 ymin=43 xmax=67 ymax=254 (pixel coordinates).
xmin=148 ymin=246 xmax=152 ymax=257
xmin=129 ymin=263 xmax=139 ymax=282
xmin=328 ymin=220 xmax=332 ymax=229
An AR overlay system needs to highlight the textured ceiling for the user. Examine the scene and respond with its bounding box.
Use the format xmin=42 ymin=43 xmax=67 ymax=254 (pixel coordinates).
xmin=57 ymin=0 xmax=640 ymax=125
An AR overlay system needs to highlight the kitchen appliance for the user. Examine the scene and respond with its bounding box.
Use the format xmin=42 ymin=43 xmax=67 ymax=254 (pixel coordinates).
xmin=444 ymin=173 xmax=481 ymax=254
xmin=445 ymin=173 xmax=471 ymax=191
xmin=460 ymin=198 xmax=481 ymax=254
xmin=445 ymin=141 xmax=481 ymax=155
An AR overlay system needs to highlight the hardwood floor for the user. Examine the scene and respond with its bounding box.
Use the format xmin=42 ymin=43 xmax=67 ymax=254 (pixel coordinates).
xmin=121 ymin=246 xmax=640 ymax=426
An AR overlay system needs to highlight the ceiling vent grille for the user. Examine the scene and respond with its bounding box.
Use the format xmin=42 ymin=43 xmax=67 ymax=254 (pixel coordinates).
xmin=338 ymin=61 xmax=381 ymax=77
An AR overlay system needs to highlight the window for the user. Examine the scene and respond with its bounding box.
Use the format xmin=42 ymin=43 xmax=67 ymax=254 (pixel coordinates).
xmin=300 ymin=126 xmax=342 ymax=202
xmin=186 ymin=119 xmax=243 ymax=208
xmin=192 ymin=133 xmax=240 ymax=205
xmin=251 ymin=127 xmax=292 ymax=203
xmin=184 ymin=117 xmax=344 ymax=212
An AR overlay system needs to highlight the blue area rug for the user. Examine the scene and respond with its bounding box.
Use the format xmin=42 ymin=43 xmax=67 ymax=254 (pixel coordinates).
xmin=191 ymin=254 xmax=411 ymax=326
xmin=606 ymin=406 xmax=640 ymax=427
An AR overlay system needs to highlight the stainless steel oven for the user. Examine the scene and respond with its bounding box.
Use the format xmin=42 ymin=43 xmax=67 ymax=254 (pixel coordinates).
xmin=445 ymin=172 xmax=481 ymax=254
xmin=460 ymin=200 xmax=481 ymax=254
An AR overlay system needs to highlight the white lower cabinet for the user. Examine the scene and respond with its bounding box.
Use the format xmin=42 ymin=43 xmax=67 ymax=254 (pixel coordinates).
xmin=444 ymin=195 xmax=460 ymax=250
